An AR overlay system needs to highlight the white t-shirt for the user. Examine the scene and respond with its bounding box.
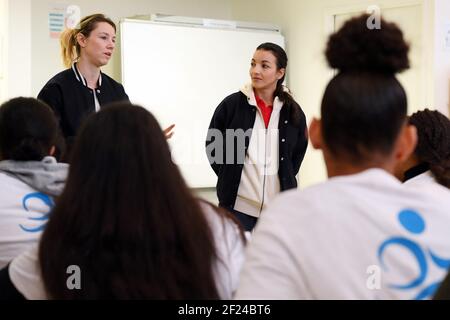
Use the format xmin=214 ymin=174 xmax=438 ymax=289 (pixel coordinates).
xmin=235 ymin=169 xmax=450 ymax=300
xmin=404 ymin=170 xmax=436 ymax=187
xmin=9 ymin=202 xmax=246 ymax=299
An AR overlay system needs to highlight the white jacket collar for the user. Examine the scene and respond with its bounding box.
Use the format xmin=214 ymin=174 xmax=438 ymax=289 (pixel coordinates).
xmin=240 ymin=83 xmax=257 ymax=106
xmin=240 ymin=83 xmax=285 ymax=110
xmin=72 ymin=62 xmax=103 ymax=88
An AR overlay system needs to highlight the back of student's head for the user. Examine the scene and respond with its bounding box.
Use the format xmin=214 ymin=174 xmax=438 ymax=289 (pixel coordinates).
xmin=409 ymin=109 xmax=450 ymax=188
xmin=322 ymin=14 xmax=410 ymax=163
xmin=0 ymin=97 xmax=57 ymax=161
xmin=39 ymin=102 xmax=220 ymax=299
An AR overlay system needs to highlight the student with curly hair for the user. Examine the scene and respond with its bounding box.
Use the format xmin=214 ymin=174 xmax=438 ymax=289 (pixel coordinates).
xmin=395 ymin=109 xmax=450 ymax=188
xmin=235 ymin=14 xmax=450 ymax=300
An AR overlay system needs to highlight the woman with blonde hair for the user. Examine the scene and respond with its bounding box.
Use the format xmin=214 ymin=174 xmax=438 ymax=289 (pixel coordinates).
xmin=38 ymin=14 xmax=173 ymax=160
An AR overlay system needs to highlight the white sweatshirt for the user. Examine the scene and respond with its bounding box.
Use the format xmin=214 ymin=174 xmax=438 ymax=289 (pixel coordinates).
xmin=236 ymin=169 xmax=450 ymax=300
xmin=0 ymin=157 xmax=67 ymax=269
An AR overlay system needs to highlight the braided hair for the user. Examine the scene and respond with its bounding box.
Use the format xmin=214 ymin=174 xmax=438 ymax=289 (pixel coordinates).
xmin=409 ymin=109 xmax=450 ymax=188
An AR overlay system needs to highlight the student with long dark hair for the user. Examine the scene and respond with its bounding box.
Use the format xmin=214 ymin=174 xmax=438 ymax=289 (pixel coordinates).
xmin=236 ymin=15 xmax=450 ymax=299
xmin=0 ymin=103 xmax=245 ymax=299
xmin=206 ymin=42 xmax=308 ymax=231
xmin=394 ymin=109 xmax=450 ymax=188
xmin=38 ymin=14 xmax=174 ymax=160
xmin=0 ymin=97 xmax=67 ymax=269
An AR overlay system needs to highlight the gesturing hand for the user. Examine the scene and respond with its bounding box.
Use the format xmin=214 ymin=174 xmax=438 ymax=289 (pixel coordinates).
xmin=164 ymin=124 xmax=175 ymax=139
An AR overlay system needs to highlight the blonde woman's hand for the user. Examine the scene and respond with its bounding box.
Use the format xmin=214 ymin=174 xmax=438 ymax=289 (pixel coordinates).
xmin=164 ymin=124 xmax=175 ymax=139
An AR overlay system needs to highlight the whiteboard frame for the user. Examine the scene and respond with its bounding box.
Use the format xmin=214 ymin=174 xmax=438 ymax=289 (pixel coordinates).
xmin=120 ymin=18 xmax=285 ymax=188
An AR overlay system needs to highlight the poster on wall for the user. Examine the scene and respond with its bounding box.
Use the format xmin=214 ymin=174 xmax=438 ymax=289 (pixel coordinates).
xmin=48 ymin=3 xmax=81 ymax=39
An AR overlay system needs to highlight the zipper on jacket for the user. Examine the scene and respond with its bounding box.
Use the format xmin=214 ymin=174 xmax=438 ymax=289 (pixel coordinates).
xmin=259 ymin=127 xmax=268 ymax=214
xmin=254 ymin=104 xmax=271 ymax=215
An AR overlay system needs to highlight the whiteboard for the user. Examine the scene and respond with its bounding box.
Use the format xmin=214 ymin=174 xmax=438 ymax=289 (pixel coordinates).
xmin=121 ymin=19 xmax=285 ymax=188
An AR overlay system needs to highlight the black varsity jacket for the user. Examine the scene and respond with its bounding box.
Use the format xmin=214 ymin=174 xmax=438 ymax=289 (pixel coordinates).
xmin=37 ymin=66 xmax=129 ymax=145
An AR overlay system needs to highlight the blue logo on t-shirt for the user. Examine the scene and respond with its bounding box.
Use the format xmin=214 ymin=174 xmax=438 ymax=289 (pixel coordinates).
xmin=19 ymin=192 xmax=54 ymax=233
xmin=378 ymin=209 xmax=450 ymax=299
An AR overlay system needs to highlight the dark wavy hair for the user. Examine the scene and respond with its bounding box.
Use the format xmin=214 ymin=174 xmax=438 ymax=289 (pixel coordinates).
xmin=0 ymin=97 xmax=58 ymax=161
xmin=321 ymin=14 xmax=410 ymax=163
xmin=409 ymin=109 xmax=450 ymax=188
xmin=256 ymin=42 xmax=304 ymax=127
xmin=39 ymin=103 xmax=222 ymax=299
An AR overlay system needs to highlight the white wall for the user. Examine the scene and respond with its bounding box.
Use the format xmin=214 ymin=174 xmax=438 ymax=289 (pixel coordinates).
xmin=231 ymin=0 xmax=449 ymax=188
xmin=3 ymin=0 xmax=31 ymax=100
xmin=0 ymin=0 xmax=8 ymax=102
xmin=29 ymin=0 xmax=232 ymax=97
xmin=432 ymin=0 xmax=450 ymax=115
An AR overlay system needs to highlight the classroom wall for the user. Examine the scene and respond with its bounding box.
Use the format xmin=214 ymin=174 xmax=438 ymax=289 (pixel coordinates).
xmin=3 ymin=0 xmax=449 ymax=192
xmin=0 ymin=0 xmax=7 ymax=101
xmin=3 ymin=0 xmax=232 ymax=99
xmin=2 ymin=0 xmax=32 ymax=101
xmin=432 ymin=0 xmax=450 ymax=115
xmin=32 ymin=0 xmax=232 ymax=96
xmin=230 ymin=0 xmax=450 ymax=188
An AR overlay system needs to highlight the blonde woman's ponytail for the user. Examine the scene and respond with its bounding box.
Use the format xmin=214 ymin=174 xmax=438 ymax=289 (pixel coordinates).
xmin=60 ymin=28 xmax=78 ymax=68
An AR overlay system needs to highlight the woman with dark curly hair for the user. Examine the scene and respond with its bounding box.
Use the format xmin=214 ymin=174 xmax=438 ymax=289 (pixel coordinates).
xmin=235 ymin=14 xmax=450 ymax=300
xmin=394 ymin=109 xmax=450 ymax=188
